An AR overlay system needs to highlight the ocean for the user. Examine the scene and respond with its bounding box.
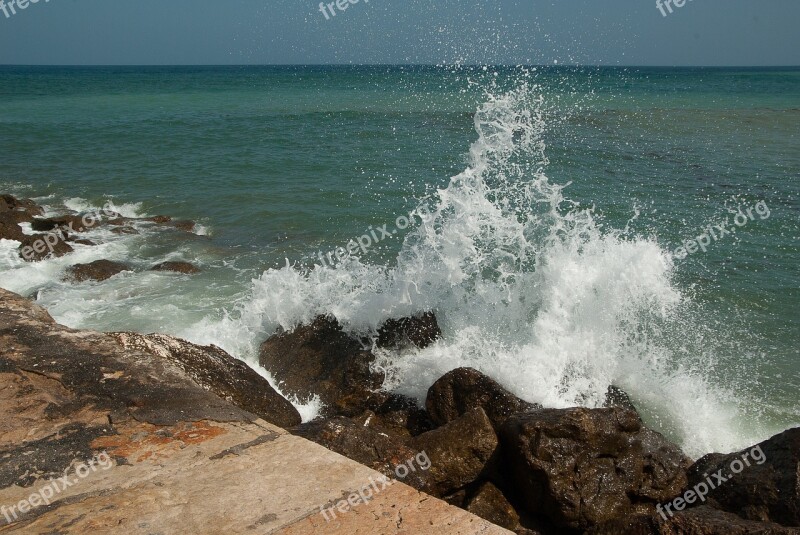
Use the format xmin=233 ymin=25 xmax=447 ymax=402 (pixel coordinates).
xmin=0 ymin=65 xmax=797 ymax=457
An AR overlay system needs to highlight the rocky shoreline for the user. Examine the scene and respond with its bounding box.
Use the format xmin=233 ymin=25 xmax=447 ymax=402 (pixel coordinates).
xmin=1 ymin=193 xmax=798 ymax=534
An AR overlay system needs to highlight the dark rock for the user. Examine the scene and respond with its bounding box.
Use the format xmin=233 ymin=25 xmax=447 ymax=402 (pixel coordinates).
xmin=0 ymin=194 xmax=44 ymax=217
xmin=412 ymin=407 xmax=499 ymax=496
xmin=0 ymin=217 xmax=25 ymax=241
xmin=500 ymin=407 xmax=691 ymax=530
xmin=291 ymin=416 xmax=423 ymax=485
xmin=106 ymin=217 xmax=130 ymax=226
xmin=148 ymin=215 xmax=172 ymax=223
xmin=111 ymin=225 xmax=139 ymax=235
xmin=173 ymin=220 xmax=196 ymax=232
xmin=17 ymin=233 xmax=74 ymax=262
xmin=604 ymin=385 xmax=637 ymax=412
xmin=377 ymin=311 xmax=442 ymax=349
xmin=69 ymin=238 xmax=97 ymax=246
xmin=426 ymin=367 xmax=538 ymax=430
xmin=259 ymin=315 xmax=383 ymax=417
xmin=151 ymin=261 xmax=201 ymax=274
xmin=466 ymin=482 xmax=524 ymax=532
xmin=64 ymin=260 xmax=130 ymax=282
xmin=364 ymin=394 xmax=436 ymax=438
xmin=589 ymin=506 xmax=799 ymax=535
xmin=686 ymin=427 xmax=800 ymax=527
xmin=111 ymin=332 xmax=301 ymax=428
xmin=30 ymin=218 xmax=59 ymax=232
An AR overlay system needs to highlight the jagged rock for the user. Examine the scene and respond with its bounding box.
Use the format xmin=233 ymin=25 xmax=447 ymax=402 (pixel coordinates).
xmin=412 ymin=407 xmax=499 ymax=497
xmin=64 ymin=260 xmax=130 ymax=282
xmin=686 ymin=427 xmax=800 ymax=527
xmin=604 ymin=385 xmax=637 ymax=411
xmin=111 ymin=332 xmax=301 ymax=429
xmin=151 ymin=261 xmax=201 ymax=274
xmin=466 ymin=482 xmax=524 ymax=532
xmin=259 ymin=315 xmax=383 ymax=417
xmin=147 ymin=215 xmax=172 ymax=223
xmin=377 ymin=311 xmax=442 ymax=349
xmin=500 ymin=407 xmax=691 ymax=530
xmin=33 ymin=214 xmax=96 ymax=233
xmin=426 ymin=367 xmax=539 ymax=430
xmin=17 ymin=233 xmax=74 ymax=261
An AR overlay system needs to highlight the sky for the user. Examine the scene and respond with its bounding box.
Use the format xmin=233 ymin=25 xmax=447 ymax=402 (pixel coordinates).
xmin=0 ymin=0 xmax=798 ymax=66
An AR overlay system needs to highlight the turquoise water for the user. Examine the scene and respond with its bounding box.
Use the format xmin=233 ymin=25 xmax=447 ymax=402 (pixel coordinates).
xmin=0 ymin=66 xmax=797 ymax=456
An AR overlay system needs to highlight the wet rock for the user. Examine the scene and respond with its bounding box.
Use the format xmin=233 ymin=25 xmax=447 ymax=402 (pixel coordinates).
xmin=35 ymin=214 xmax=97 ymax=233
xmin=151 ymin=261 xmax=201 ymax=274
xmin=64 ymin=260 xmax=130 ymax=282
xmin=17 ymin=233 xmax=74 ymax=261
xmin=364 ymin=394 xmax=436 ymax=438
xmin=588 ymin=506 xmax=798 ymax=535
xmin=500 ymin=407 xmax=691 ymax=530
xmin=0 ymin=216 xmax=25 ymax=241
xmin=69 ymin=238 xmax=97 ymax=246
xmin=377 ymin=311 xmax=442 ymax=349
xmin=111 ymin=225 xmax=139 ymax=235
xmin=465 ymin=482 xmax=524 ymax=532
xmin=604 ymin=385 xmax=637 ymax=411
xmin=111 ymin=333 xmax=301 ymax=428
xmin=426 ymin=367 xmax=539 ymax=430
xmin=259 ymin=315 xmax=383 ymax=417
xmin=0 ymin=194 xmax=44 ymax=217
xmin=291 ymin=416 xmax=425 ymax=485
xmin=147 ymin=215 xmax=172 ymax=223
xmin=412 ymin=407 xmax=499 ymax=497
xmin=686 ymin=427 xmax=800 ymax=527
xmin=173 ymin=220 xmax=196 ymax=232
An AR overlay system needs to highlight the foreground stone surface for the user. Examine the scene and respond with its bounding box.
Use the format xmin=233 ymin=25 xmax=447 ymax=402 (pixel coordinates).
xmin=0 ymin=288 xmax=509 ymax=534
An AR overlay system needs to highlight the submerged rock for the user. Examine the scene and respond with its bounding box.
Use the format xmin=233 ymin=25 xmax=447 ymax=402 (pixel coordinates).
xmin=426 ymin=367 xmax=539 ymax=430
xmin=65 ymin=260 xmax=130 ymax=282
xmin=17 ymin=233 xmax=74 ymax=261
xmin=150 ymin=261 xmax=201 ymax=274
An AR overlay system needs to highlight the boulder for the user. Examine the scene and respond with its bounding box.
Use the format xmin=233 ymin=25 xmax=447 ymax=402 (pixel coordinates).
xmin=465 ymin=482 xmax=524 ymax=532
xmin=363 ymin=394 xmax=436 ymax=438
xmin=412 ymin=407 xmax=499 ymax=497
xmin=111 ymin=332 xmax=301 ymax=428
xmin=500 ymin=407 xmax=691 ymax=530
xmin=377 ymin=311 xmax=442 ymax=349
xmin=588 ymin=507 xmax=798 ymax=535
xmin=111 ymin=225 xmax=139 ymax=235
xmin=33 ymin=214 xmax=97 ymax=233
xmin=259 ymin=315 xmax=383 ymax=417
xmin=151 ymin=261 xmax=201 ymax=274
xmin=0 ymin=217 xmax=25 ymax=241
xmin=291 ymin=416 xmax=424 ymax=486
xmin=17 ymin=233 xmax=74 ymax=262
xmin=426 ymin=367 xmax=539 ymax=430
xmin=64 ymin=260 xmax=130 ymax=282
xmin=147 ymin=215 xmax=172 ymax=224
xmin=0 ymin=194 xmax=44 ymax=216
xmin=686 ymin=427 xmax=800 ymax=527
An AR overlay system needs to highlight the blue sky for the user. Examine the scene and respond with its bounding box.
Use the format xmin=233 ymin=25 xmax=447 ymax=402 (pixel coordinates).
xmin=0 ymin=0 xmax=798 ymax=66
